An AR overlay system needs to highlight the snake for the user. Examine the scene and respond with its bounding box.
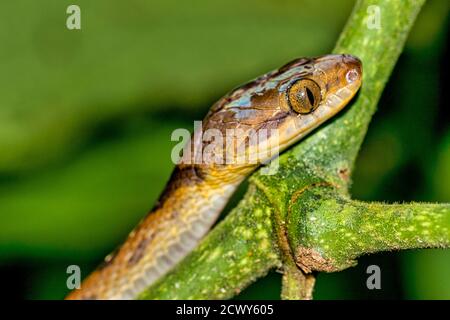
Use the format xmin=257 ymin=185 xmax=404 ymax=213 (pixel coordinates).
xmin=66 ymin=54 xmax=362 ymax=300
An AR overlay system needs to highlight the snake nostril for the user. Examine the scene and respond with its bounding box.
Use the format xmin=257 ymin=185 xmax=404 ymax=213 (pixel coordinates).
xmin=346 ymin=69 xmax=360 ymax=83
xmin=341 ymin=55 xmax=362 ymax=84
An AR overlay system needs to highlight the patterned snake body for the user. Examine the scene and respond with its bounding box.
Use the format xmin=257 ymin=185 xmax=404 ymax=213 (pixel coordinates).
xmin=67 ymin=54 xmax=362 ymax=299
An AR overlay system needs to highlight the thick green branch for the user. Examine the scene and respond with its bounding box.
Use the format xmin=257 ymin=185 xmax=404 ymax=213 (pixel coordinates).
xmin=287 ymin=186 xmax=450 ymax=273
xmin=138 ymin=0 xmax=438 ymax=300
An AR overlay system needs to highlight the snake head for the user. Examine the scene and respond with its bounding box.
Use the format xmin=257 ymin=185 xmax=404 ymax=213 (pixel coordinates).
xmin=188 ymin=54 xmax=362 ymax=177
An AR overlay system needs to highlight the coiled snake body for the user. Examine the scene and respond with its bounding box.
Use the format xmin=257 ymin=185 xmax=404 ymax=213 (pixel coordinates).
xmin=67 ymin=54 xmax=362 ymax=299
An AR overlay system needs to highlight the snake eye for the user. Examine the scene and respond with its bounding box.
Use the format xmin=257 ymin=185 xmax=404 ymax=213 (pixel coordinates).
xmin=287 ymin=79 xmax=321 ymax=114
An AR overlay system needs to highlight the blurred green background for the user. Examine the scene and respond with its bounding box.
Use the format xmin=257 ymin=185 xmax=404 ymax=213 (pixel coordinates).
xmin=0 ymin=0 xmax=448 ymax=299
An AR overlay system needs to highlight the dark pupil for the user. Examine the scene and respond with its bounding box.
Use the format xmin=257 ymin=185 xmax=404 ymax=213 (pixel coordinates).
xmin=306 ymin=87 xmax=315 ymax=107
xmin=295 ymin=86 xmax=315 ymax=111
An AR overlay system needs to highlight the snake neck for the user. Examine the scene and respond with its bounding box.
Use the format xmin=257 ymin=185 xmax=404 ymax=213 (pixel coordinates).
xmin=66 ymin=164 xmax=246 ymax=300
